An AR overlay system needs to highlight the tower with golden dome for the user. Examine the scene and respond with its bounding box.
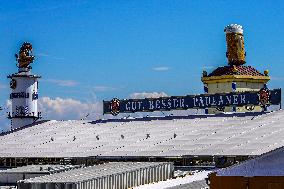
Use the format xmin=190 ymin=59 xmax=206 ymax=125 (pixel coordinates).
xmin=201 ymin=24 xmax=270 ymax=114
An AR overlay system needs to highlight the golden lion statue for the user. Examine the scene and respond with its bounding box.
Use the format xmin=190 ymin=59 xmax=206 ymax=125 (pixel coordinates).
xmin=15 ymin=42 xmax=35 ymax=68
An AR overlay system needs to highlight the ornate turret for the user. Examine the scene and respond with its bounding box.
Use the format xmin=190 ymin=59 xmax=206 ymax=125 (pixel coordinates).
xmin=8 ymin=42 xmax=41 ymax=129
xmin=201 ymin=24 xmax=270 ymax=114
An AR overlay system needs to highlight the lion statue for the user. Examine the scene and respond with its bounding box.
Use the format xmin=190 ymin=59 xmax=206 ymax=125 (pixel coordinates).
xmin=15 ymin=42 xmax=35 ymax=68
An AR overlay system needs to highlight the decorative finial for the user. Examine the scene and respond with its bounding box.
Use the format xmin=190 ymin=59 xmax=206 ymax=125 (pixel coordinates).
xmin=202 ymin=70 xmax=208 ymax=77
xmin=224 ymin=24 xmax=246 ymax=66
xmin=232 ymin=65 xmax=238 ymax=73
xmin=15 ymin=42 xmax=35 ymax=71
xmin=264 ymin=70 xmax=269 ymax=76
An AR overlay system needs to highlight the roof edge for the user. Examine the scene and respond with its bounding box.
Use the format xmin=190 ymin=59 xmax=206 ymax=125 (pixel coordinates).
xmin=202 ymin=75 xmax=270 ymax=84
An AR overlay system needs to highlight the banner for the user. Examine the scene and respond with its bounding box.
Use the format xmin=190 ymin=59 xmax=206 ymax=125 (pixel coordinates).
xmin=103 ymin=88 xmax=281 ymax=116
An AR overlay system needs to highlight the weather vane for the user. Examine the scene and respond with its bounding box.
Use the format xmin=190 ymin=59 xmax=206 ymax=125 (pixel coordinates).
xmin=15 ymin=42 xmax=35 ymax=70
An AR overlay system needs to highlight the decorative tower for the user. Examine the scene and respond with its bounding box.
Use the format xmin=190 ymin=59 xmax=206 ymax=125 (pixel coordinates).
xmin=8 ymin=42 xmax=41 ymax=129
xmin=201 ymin=24 xmax=270 ymax=114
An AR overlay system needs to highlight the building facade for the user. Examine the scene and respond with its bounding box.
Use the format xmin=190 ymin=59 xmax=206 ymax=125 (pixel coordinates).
xmin=202 ymin=24 xmax=270 ymax=114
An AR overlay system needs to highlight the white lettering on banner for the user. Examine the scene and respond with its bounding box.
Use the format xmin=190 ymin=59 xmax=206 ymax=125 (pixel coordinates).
xmin=241 ymin=95 xmax=246 ymax=104
xmin=199 ymin=97 xmax=204 ymax=106
xmin=138 ymin=101 xmax=142 ymax=109
xmin=149 ymin=100 xmax=154 ymax=110
xmin=233 ymin=95 xmax=239 ymax=105
xmin=131 ymin=102 xmax=136 ymax=110
xmin=204 ymin=96 xmax=209 ymax=106
xmin=208 ymin=96 xmax=211 ymax=105
xmin=117 ymin=92 xmax=268 ymax=113
xmin=226 ymin=96 xmax=232 ymax=104
xmin=211 ymin=96 xmax=217 ymax=106
xmin=105 ymin=89 xmax=281 ymax=115
xmin=148 ymin=98 xmax=187 ymax=109
xmin=173 ymin=99 xmax=178 ymax=107
xmin=161 ymin=99 xmax=166 ymax=108
xmin=156 ymin=100 xmax=160 ymax=109
xmin=126 ymin=102 xmax=131 ymax=111
xmin=126 ymin=101 xmax=143 ymax=111
xmin=218 ymin=96 xmax=224 ymax=106
xmin=180 ymin=99 xmax=185 ymax=108
xmin=167 ymin=99 xmax=171 ymax=108
xmin=193 ymin=97 xmax=197 ymax=107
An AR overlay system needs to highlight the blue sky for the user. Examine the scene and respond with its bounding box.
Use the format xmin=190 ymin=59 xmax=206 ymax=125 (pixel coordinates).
xmin=0 ymin=0 xmax=284 ymax=129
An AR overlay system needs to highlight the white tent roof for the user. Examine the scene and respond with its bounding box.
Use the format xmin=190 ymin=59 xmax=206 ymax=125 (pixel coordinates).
xmin=21 ymin=162 xmax=170 ymax=183
xmin=0 ymin=110 xmax=284 ymax=158
xmin=0 ymin=164 xmax=81 ymax=174
xmin=216 ymin=145 xmax=284 ymax=176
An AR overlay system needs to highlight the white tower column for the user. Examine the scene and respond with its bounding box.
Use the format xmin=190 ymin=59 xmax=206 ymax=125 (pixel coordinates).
xmin=8 ymin=70 xmax=41 ymax=129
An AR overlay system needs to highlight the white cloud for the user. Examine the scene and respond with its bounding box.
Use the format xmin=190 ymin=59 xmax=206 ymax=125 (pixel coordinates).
xmin=44 ymin=79 xmax=79 ymax=87
xmin=38 ymin=97 xmax=102 ymax=120
xmin=0 ymin=97 xmax=102 ymax=131
xmin=92 ymin=86 xmax=118 ymax=92
xmin=152 ymin=67 xmax=171 ymax=71
xmin=129 ymin=92 xmax=168 ymax=99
